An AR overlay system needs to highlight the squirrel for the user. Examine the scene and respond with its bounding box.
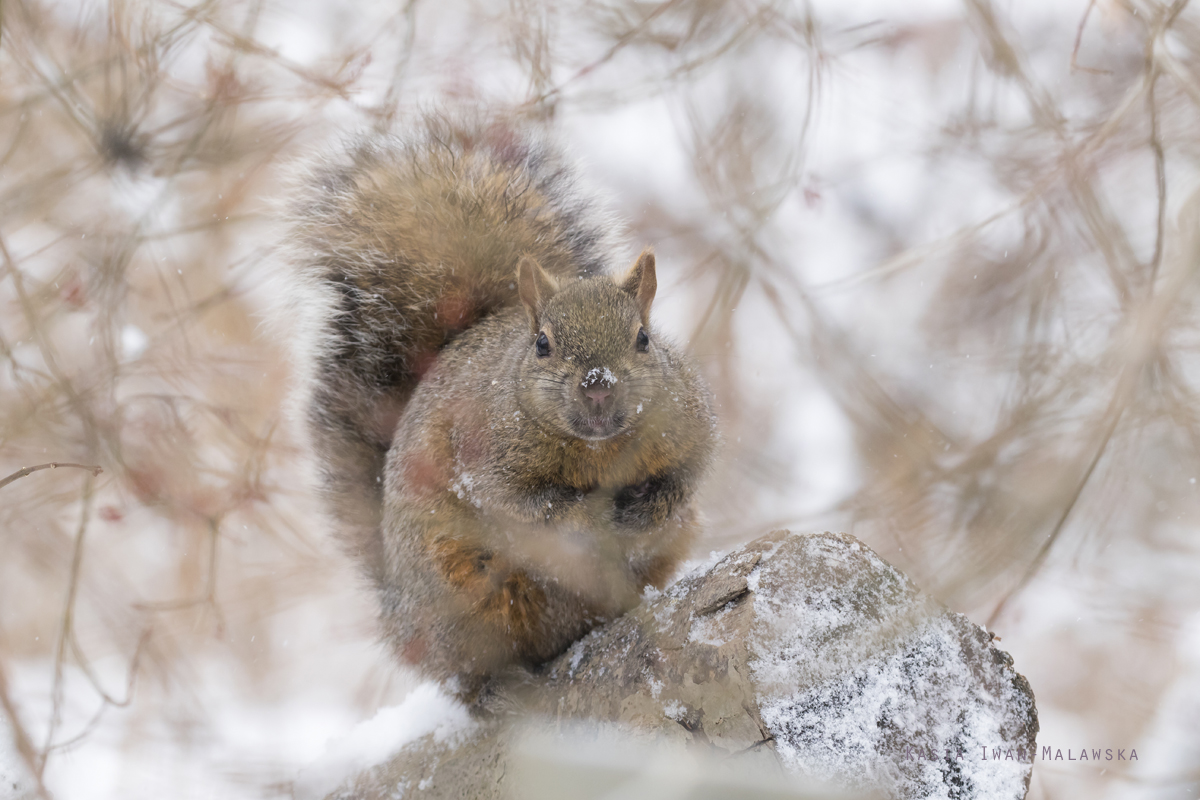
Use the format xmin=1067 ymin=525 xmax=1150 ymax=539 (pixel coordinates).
xmin=283 ymin=112 xmax=716 ymax=702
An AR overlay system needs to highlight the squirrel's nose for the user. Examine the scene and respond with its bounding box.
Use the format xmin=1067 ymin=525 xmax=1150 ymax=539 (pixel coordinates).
xmin=583 ymin=387 xmax=612 ymax=405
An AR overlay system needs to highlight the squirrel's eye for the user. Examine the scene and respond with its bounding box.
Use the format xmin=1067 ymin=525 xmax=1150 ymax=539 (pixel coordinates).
xmin=636 ymin=327 xmax=649 ymax=353
xmin=535 ymin=332 xmax=551 ymax=357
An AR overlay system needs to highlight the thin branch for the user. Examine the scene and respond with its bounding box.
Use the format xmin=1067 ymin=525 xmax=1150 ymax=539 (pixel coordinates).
xmin=66 ymin=627 xmax=151 ymax=711
xmin=42 ymin=628 xmax=153 ymax=757
xmin=0 ymin=462 xmax=103 ymax=491
xmin=985 ymin=397 xmax=1125 ymax=629
xmin=522 ymin=0 xmax=684 ymax=107
xmin=37 ymin=470 xmax=97 ymax=777
xmin=1147 ymin=71 xmax=1166 ymax=288
xmin=1070 ymin=0 xmax=1109 ymax=75
xmin=1145 ymin=0 xmax=1191 ymax=287
xmin=132 ymin=517 xmax=226 ymax=635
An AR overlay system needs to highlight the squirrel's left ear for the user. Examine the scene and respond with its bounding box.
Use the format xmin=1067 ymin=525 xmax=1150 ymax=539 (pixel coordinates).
xmin=618 ymin=247 xmax=656 ymax=326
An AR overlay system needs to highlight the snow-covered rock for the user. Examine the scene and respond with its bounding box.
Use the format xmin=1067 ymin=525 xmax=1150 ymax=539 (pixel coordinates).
xmin=326 ymin=531 xmax=1037 ymax=800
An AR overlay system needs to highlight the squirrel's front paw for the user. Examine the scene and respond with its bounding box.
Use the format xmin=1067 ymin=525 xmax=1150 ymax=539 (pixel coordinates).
xmin=524 ymin=484 xmax=589 ymax=522
xmin=613 ymin=474 xmax=679 ymax=528
xmin=621 ymin=477 xmax=654 ymax=500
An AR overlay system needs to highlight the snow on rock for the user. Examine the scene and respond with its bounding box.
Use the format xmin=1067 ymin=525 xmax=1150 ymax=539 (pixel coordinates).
xmin=748 ymin=532 xmax=1037 ymax=800
xmin=330 ymin=530 xmax=1036 ymax=800
xmin=296 ymin=682 xmax=474 ymax=800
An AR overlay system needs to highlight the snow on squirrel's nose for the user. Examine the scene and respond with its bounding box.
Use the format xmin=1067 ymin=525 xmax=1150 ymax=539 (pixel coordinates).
xmin=581 ymin=366 xmax=617 ymax=388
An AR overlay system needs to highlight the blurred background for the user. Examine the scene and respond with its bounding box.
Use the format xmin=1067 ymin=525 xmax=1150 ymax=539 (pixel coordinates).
xmin=2 ymin=0 xmax=1199 ymax=797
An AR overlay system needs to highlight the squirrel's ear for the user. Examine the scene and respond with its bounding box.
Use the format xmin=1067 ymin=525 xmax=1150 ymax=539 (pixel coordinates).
xmin=618 ymin=247 xmax=657 ymax=326
xmin=517 ymin=255 xmax=558 ymax=333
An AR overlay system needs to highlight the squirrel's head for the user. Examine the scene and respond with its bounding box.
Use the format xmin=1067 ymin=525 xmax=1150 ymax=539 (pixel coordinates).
xmin=516 ymin=248 xmax=663 ymax=441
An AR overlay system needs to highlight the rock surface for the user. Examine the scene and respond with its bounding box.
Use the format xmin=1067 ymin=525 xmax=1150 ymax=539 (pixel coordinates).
xmin=327 ymin=531 xmax=1038 ymax=800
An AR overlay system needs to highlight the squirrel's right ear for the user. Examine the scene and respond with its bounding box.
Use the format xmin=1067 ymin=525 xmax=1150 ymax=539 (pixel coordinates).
xmin=517 ymin=255 xmax=559 ymax=333
xmin=618 ymin=247 xmax=657 ymax=326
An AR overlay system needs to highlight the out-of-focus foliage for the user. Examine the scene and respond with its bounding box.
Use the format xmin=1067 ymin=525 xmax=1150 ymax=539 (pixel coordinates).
xmin=2 ymin=0 xmax=1199 ymax=797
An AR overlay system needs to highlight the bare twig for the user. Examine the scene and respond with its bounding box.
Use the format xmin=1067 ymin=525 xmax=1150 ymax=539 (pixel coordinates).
xmin=1070 ymin=0 xmax=1109 ymax=75
xmin=1143 ymin=0 xmax=1191 ymax=287
xmin=0 ymin=462 xmax=103 ymax=491
xmin=42 ymin=628 xmax=153 ymax=757
xmin=132 ymin=517 xmax=226 ymax=635
xmin=986 ymin=397 xmax=1126 ymax=629
xmin=522 ymin=0 xmax=684 ymax=107
xmin=37 ymin=470 xmax=97 ymax=777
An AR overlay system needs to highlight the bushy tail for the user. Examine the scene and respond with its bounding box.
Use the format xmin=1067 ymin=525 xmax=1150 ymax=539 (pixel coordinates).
xmin=283 ymin=111 xmax=618 ymax=580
